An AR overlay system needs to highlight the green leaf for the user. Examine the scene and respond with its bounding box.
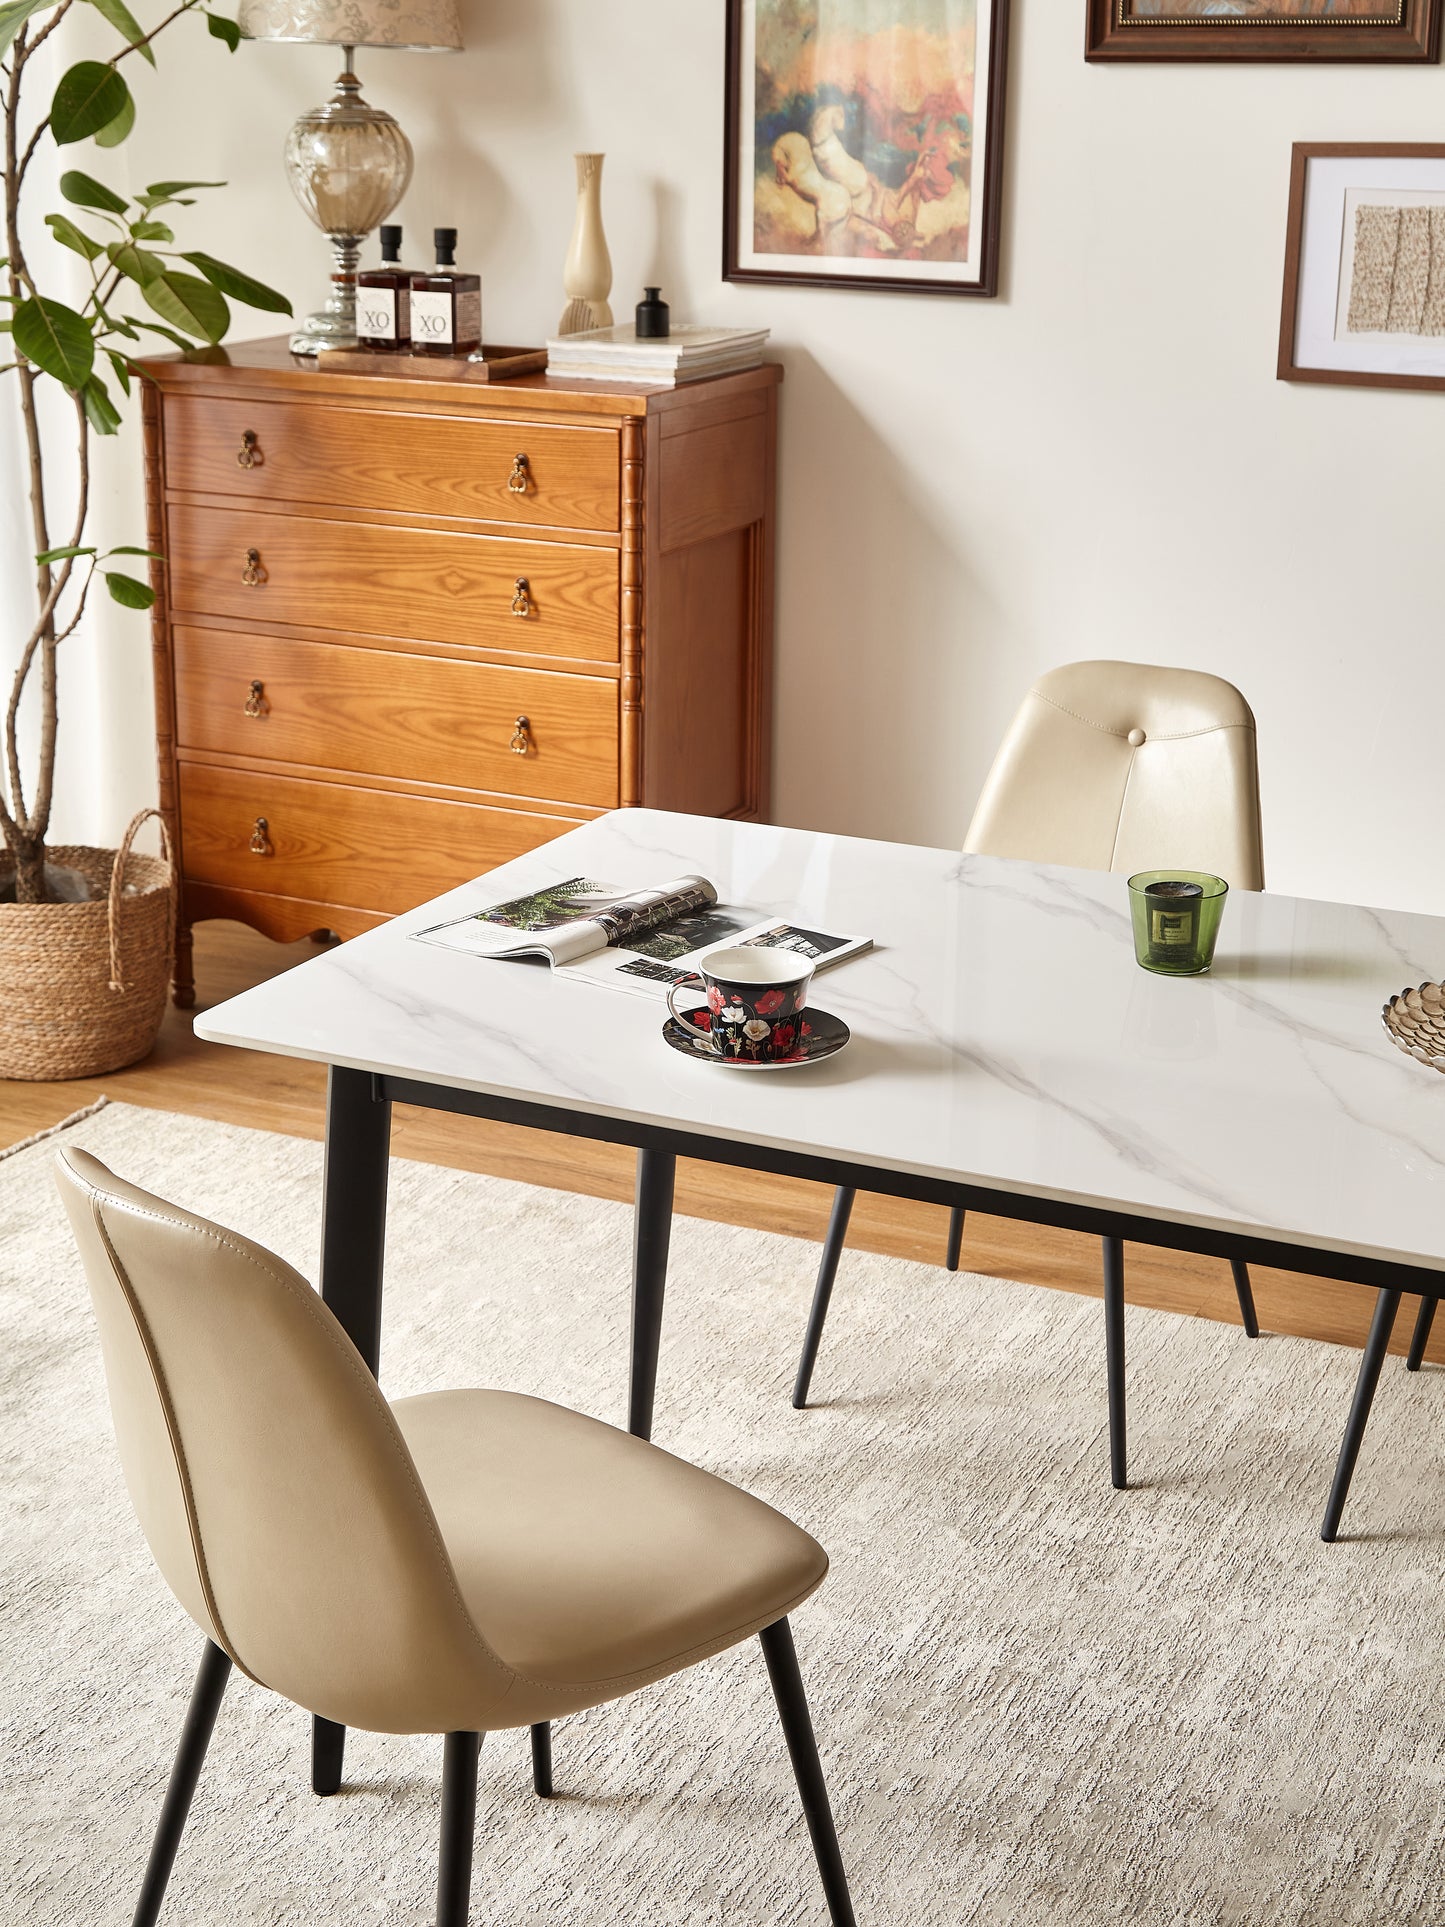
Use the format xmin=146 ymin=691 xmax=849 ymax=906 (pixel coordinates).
xmin=143 ymin=179 xmax=223 ymax=200
xmin=93 ymin=88 xmax=136 ymax=149
xmin=44 ymin=213 xmax=103 ymax=263
xmin=104 ymin=571 xmax=154 ymax=609
xmin=130 ymin=219 xmax=173 ymax=243
xmin=36 ymin=545 xmax=97 ymax=564
xmin=51 ymin=62 xmax=132 ymax=147
xmin=98 ymin=306 xmax=139 ymax=340
xmin=60 ymin=169 xmax=128 ymax=216
xmin=12 ymin=296 xmax=95 ymax=387
xmin=142 ymin=271 xmax=229 ymax=343
xmin=0 ymin=0 xmax=51 ymax=60
xmin=205 ymin=11 xmax=240 ymax=49
xmin=83 ymin=0 xmax=155 ymax=62
xmin=124 ymin=314 xmax=196 ymax=350
xmin=104 ymin=347 xmax=133 ymax=393
xmin=107 ymin=544 xmax=163 ymax=558
xmin=181 ymin=251 xmax=291 ymax=316
xmin=106 ymin=239 xmax=165 ymax=285
xmin=81 ymin=373 xmax=123 ymax=435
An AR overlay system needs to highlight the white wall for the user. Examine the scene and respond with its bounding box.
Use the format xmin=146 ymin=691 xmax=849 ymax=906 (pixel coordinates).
xmin=27 ymin=0 xmax=1445 ymax=911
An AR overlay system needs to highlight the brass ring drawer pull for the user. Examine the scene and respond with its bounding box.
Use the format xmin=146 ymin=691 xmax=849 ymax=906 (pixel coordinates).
xmin=249 ymin=815 xmax=273 ymax=856
xmin=509 ymin=715 xmax=532 ymax=755
xmin=241 ymin=548 xmax=267 ymax=587
xmin=510 ymin=577 xmax=533 ymax=618
xmin=243 ymin=679 xmax=269 ymax=719
xmin=237 ymin=429 xmax=263 ymax=469
xmin=507 ymin=453 xmax=531 ymax=494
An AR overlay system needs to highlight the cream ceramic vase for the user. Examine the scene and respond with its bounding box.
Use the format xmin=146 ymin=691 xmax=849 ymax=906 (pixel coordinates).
xmin=559 ymin=152 xmax=613 ymax=335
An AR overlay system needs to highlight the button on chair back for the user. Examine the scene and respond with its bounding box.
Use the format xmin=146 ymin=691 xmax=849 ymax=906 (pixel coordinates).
xmin=963 ymin=659 xmax=1264 ymax=890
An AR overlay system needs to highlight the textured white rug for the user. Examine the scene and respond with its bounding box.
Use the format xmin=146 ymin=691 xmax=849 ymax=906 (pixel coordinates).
xmin=4 ymin=1101 xmax=1445 ymax=1926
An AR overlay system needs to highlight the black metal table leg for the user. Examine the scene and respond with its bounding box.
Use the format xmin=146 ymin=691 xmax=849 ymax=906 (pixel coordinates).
xmin=1230 ymin=1260 xmax=1260 ymax=1338
xmin=945 ymin=1204 xmax=965 ymax=1273
xmin=312 ymin=1064 xmax=392 ymax=1792
xmin=1103 ymin=1235 xmax=1127 ymax=1491
xmin=1321 ymin=1286 xmax=1402 ymax=1542
xmin=629 ymin=1148 xmax=675 ymax=1441
xmin=792 ymin=1186 xmax=855 ymax=1410
xmin=1407 ymin=1294 xmax=1437 ymax=1372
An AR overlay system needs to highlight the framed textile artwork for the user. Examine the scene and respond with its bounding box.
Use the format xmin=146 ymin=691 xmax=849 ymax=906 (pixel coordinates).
xmin=723 ymin=0 xmax=1011 ymax=298
xmin=1086 ymin=1 xmax=1440 ymax=63
xmin=1279 ymin=144 xmax=1445 ymax=393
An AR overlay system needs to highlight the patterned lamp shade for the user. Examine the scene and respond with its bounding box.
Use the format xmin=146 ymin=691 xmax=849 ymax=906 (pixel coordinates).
xmin=238 ymin=0 xmax=462 ymax=52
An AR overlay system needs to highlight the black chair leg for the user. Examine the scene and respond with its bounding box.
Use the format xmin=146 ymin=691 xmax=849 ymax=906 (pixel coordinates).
xmin=312 ymin=1715 xmax=345 ymax=1795
xmin=793 ymin=1186 xmax=855 ymax=1410
xmin=132 ymin=1640 xmax=231 ymax=1927
xmin=945 ymin=1204 xmax=965 ymax=1273
xmin=436 ymin=1731 xmax=483 ymax=1927
xmin=1321 ymin=1286 xmax=1402 ymax=1543
xmin=1102 ymin=1236 xmax=1127 ymax=1491
xmin=1230 ymin=1260 xmax=1260 ymax=1338
xmin=530 ymin=1722 xmax=553 ymax=1798
xmin=1407 ymin=1295 xmax=1437 ymax=1372
xmin=759 ymin=1619 xmax=856 ymax=1927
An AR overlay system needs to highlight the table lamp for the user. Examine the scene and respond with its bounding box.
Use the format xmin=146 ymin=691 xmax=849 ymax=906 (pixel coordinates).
xmin=238 ymin=0 xmax=462 ymax=356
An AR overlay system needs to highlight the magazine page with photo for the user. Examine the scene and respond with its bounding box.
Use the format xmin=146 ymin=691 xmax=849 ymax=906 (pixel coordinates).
xmin=411 ymin=876 xmax=872 ymax=998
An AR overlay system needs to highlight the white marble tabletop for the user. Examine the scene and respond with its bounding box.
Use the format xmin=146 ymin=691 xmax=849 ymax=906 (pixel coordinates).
xmin=196 ymin=808 xmax=1445 ymax=1274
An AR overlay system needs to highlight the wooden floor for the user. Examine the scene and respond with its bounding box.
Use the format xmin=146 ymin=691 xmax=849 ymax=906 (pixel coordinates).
xmin=2 ymin=921 xmax=1430 ymax=1363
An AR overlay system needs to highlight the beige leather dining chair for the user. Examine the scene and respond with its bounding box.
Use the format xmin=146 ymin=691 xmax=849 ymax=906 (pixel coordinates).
xmin=56 ymin=1148 xmax=855 ymax=1927
xmin=793 ymin=660 xmax=1265 ymax=1491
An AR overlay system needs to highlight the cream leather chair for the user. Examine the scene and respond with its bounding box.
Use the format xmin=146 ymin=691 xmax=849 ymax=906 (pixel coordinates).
xmin=56 ymin=1149 xmax=855 ymax=1927
xmin=793 ymin=661 xmax=1265 ymax=1491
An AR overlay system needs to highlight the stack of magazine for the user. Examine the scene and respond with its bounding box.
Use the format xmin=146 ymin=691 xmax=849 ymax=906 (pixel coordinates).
xmin=546 ymin=324 xmax=771 ymax=387
xmin=412 ymin=875 xmax=870 ymax=1002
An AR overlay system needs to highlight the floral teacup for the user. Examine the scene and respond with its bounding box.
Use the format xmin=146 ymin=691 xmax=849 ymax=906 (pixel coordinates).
xmin=666 ymin=946 xmax=815 ymax=1063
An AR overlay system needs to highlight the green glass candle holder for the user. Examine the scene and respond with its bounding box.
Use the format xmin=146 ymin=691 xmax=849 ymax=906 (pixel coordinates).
xmin=1127 ymin=870 xmax=1228 ymax=976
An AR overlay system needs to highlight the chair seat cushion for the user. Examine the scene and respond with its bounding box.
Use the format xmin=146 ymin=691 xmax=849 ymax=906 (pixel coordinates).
xmin=391 ymin=1389 xmax=827 ymax=1718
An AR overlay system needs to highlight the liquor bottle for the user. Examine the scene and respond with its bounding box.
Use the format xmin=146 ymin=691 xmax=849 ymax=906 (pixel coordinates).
xmin=410 ymin=228 xmax=481 ymax=358
xmin=356 ymin=226 xmax=412 ymax=353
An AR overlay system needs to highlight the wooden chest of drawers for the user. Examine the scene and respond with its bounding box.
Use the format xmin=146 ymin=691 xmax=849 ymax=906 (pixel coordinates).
xmin=140 ymin=339 xmax=779 ymax=1004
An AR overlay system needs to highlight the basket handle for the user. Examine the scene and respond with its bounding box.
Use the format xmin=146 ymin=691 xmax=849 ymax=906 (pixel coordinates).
xmin=109 ymin=808 xmax=175 ymax=994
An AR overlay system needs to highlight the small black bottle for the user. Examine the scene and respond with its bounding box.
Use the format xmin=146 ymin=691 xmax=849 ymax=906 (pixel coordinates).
xmin=410 ymin=228 xmax=482 ymax=357
xmin=635 ymin=286 xmax=670 ymax=339
xmin=356 ymin=226 xmax=412 ymax=352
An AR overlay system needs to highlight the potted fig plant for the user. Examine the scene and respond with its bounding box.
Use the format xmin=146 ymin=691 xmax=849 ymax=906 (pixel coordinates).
xmin=1 ymin=0 xmax=288 ymax=1077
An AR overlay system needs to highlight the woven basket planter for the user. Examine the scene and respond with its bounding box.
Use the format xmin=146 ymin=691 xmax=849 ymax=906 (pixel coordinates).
xmin=0 ymin=810 xmax=174 ymax=1081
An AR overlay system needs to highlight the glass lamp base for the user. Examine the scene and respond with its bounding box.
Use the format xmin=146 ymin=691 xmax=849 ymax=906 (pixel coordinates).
xmin=289 ymin=234 xmax=365 ymax=358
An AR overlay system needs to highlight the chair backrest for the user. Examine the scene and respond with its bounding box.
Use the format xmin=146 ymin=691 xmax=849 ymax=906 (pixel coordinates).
xmin=55 ymin=1147 xmax=513 ymax=1734
xmin=963 ymin=660 xmax=1264 ymax=890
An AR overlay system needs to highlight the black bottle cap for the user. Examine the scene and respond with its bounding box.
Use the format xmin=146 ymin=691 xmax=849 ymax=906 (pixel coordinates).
xmin=379 ymin=225 xmax=402 ymax=261
xmin=434 ymin=227 xmax=458 ymax=266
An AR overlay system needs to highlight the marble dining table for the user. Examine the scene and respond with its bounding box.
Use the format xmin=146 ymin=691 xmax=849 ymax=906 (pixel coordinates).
xmin=197 ymin=806 xmax=1445 ymax=1546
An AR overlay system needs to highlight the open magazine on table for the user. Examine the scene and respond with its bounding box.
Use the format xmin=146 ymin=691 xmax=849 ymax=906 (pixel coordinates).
xmin=411 ymin=875 xmax=872 ymax=1001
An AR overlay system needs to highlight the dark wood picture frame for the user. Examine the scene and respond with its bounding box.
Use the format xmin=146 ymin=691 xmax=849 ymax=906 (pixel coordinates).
xmin=1087 ymin=0 xmax=1440 ymax=63
xmin=1278 ymin=141 xmax=1445 ymax=393
xmin=723 ymin=0 xmax=1011 ymax=299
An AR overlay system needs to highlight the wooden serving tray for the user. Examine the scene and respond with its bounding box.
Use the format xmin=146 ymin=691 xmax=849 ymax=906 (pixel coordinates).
xmin=315 ymin=342 xmax=548 ymax=382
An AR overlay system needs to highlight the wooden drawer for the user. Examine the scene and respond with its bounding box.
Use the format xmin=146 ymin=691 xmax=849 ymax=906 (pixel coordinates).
xmin=163 ymin=393 xmax=621 ymax=532
xmin=174 ymin=628 xmax=620 ymax=809
xmin=179 ymin=763 xmax=581 ymax=914
xmin=168 ymin=505 xmax=620 ymax=663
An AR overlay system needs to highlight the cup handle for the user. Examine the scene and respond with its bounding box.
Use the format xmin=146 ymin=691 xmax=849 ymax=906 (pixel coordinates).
xmin=666 ymin=972 xmax=715 ymax=1045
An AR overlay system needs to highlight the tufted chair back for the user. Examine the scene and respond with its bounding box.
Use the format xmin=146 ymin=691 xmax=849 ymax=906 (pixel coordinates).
xmin=964 ymin=660 xmax=1264 ymax=890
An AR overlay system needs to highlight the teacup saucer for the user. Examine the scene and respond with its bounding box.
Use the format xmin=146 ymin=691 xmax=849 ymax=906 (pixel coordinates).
xmin=662 ymin=1006 xmax=850 ymax=1070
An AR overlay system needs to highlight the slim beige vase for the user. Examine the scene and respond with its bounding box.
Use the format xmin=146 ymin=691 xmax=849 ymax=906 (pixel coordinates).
xmin=559 ymin=152 xmax=613 ymax=335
